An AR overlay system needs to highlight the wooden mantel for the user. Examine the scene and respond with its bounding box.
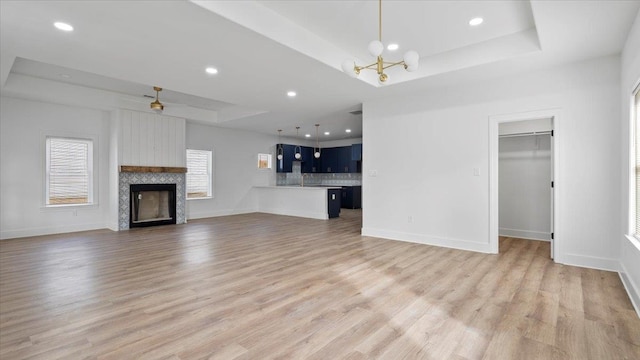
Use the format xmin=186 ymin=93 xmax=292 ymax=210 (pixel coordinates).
xmin=119 ymin=165 xmax=187 ymax=174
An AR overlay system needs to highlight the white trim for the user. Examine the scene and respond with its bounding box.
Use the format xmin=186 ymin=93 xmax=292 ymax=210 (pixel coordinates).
xmin=489 ymin=108 xmax=561 ymax=260
xmin=561 ymin=253 xmax=619 ymax=272
xmin=0 ymin=222 xmax=108 ymax=240
xmin=361 ymin=227 xmax=493 ymax=253
xmin=619 ymin=261 xmax=640 ymax=318
xmin=186 ymin=196 xmax=213 ymax=201
xmin=627 ymin=79 xmax=640 ymax=235
xmin=256 ymin=208 xmax=328 ymax=220
xmin=187 ymin=208 xmax=256 ymax=220
xmin=499 ymin=228 xmax=550 ymax=241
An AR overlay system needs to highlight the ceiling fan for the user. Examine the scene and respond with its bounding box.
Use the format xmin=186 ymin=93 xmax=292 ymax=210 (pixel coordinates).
xmin=119 ymin=86 xmax=188 ymax=112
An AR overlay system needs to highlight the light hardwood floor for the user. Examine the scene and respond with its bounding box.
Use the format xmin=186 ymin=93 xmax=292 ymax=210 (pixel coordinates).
xmin=1 ymin=210 xmax=638 ymax=359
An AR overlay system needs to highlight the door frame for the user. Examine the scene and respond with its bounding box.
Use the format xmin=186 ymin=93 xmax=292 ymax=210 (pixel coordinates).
xmin=489 ymin=108 xmax=561 ymax=261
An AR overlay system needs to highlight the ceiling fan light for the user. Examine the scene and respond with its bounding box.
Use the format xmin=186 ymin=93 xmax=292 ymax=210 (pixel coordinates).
xmin=403 ymin=50 xmax=419 ymax=67
xmin=150 ymin=100 xmax=164 ymax=112
xmin=368 ymin=40 xmax=384 ymax=57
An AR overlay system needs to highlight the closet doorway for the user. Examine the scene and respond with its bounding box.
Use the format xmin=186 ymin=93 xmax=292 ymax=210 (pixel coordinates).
xmin=489 ymin=109 xmax=560 ymax=260
xmin=498 ymin=119 xmax=554 ymax=257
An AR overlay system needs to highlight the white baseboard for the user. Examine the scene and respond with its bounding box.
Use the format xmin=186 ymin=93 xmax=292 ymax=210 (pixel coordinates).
xmin=256 ymin=207 xmax=328 ymax=220
xmin=361 ymin=227 xmax=492 ymax=253
xmin=561 ymin=253 xmax=619 ymax=272
xmin=106 ymin=221 xmax=119 ymax=231
xmin=187 ymin=208 xmax=256 ymax=220
xmin=619 ymin=262 xmax=640 ymax=318
xmin=499 ymin=227 xmax=550 ymax=241
xmin=0 ymin=222 xmax=108 ymax=240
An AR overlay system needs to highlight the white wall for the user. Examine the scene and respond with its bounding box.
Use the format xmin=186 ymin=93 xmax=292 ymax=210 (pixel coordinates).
xmin=363 ymin=55 xmax=621 ymax=269
xmin=0 ymin=97 xmax=110 ymax=239
xmin=619 ymin=12 xmax=640 ymax=316
xmin=185 ymin=122 xmax=276 ymax=219
xmin=499 ymin=135 xmax=551 ymax=241
xmin=118 ymin=109 xmax=186 ymax=167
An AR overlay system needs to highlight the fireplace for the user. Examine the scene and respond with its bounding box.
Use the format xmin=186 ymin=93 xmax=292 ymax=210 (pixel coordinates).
xmin=129 ymin=184 xmax=176 ymax=228
xmin=118 ymin=169 xmax=186 ymax=230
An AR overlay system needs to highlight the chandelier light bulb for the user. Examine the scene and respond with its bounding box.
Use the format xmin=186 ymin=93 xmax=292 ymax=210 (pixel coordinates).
xmin=342 ymin=60 xmax=358 ymax=78
xmin=403 ymin=51 xmax=419 ymax=68
xmin=368 ymin=40 xmax=384 ymax=57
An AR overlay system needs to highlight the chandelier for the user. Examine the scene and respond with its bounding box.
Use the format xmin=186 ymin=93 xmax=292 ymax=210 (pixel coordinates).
xmin=341 ymin=0 xmax=419 ymax=83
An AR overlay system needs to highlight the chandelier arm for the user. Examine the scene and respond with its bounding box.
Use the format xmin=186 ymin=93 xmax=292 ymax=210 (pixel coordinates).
xmin=382 ymin=61 xmax=406 ymax=70
xmin=357 ymin=62 xmax=379 ymax=71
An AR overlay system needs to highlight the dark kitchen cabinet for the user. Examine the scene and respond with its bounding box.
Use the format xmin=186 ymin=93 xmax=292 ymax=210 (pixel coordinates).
xmin=337 ymin=146 xmax=352 ymax=173
xmin=284 ymin=143 xmax=362 ymax=174
xmin=321 ymin=147 xmax=339 ymax=173
xmin=351 ymin=143 xmax=362 ymax=161
xmin=341 ymin=186 xmax=362 ymax=209
xmin=300 ymin=146 xmax=314 ymax=173
xmin=328 ymin=189 xmax=341 ymax=218
xmin=276 ymin=144 xmax=295 ymax=173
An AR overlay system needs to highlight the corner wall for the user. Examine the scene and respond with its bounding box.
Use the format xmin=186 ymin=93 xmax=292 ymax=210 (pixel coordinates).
xmin=185 ymin=122 xmax=276 ymax=219
xmin=619 ymin=12 xmax=640 ymax=316
xmin=0 ymin=97 xmax=111 ymax=239
xmin=362 ymin=55 xmax=621 ymax=270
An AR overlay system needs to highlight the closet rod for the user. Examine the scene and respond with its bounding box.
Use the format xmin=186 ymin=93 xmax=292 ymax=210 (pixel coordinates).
xmin=499 ymin=131 xmax=552 ymax=138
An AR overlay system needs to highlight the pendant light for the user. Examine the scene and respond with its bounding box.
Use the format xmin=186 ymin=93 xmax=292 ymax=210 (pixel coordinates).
xmin=314 ymin=124 xmax=321 ymax=158
xmin=276 ymin=129 xmax=284 ymax=160
xmin=294 ymin=127 xmax=302 ymax=160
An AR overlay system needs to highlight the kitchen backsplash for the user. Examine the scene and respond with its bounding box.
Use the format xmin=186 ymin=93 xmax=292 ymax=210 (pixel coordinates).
xmin=277 ymin=162 xmax=362 ymax=186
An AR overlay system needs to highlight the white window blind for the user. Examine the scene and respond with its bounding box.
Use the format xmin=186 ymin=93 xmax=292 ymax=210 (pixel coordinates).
xmin=186 ymin=149 xmax=212 ymax=199
xmin=46 ymin=137 xmax=93 ymax=205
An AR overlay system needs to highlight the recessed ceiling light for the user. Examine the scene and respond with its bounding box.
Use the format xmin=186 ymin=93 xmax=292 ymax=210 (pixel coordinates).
xmin=54 ymin=22 xmax=73 ymax=32
xmin=305 ymin=134 xmax=311 ymax=138
xmin=287 ymin=91 xmax=297 ymax=97
xmin=324 ymin=131 xmax=330 ymax=135
xmin=387 ymin=43 xmax=399 ymax=51
xmin=205 ymin=67 xmax=218 ymax=74
xmin=345 ymin=129 xmax=352 ymax=133
xmin=469 ymin=17 xmax=483 ymax=26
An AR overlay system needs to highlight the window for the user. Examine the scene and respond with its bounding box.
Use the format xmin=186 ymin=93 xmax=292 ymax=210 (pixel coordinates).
xmin=186 ymin=149 xmax=212 ymax=199
xmin=258 ymin=153 xmax=272 ymax=169
xmin=46 ymin=137 xmax=93 ymax=205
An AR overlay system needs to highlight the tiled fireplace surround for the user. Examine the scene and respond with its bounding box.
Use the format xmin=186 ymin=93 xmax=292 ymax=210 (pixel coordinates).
xmin=118 ymin=172 xmax=186 ymax=230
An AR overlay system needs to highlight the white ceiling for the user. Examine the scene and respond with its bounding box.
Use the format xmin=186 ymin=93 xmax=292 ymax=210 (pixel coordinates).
xmin=1 ymin=0 xmax=638 ymax=140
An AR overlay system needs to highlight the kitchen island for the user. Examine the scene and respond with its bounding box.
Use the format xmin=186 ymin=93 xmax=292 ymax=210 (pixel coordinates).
xmin=253 ymin=186 xmax=342 ymax=220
